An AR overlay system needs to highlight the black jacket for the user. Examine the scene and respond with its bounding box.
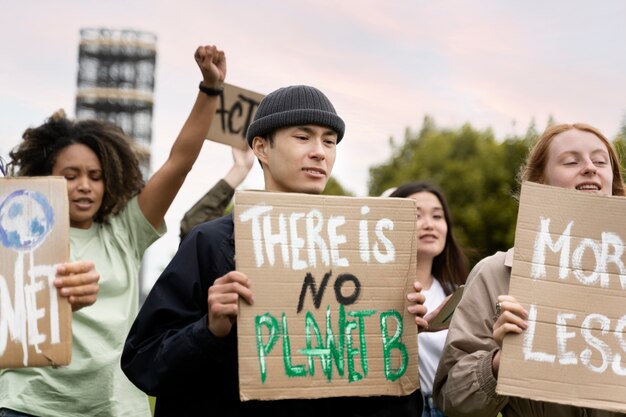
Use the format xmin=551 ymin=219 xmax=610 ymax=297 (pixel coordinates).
xmin=122 ymin=214 xmax=422 ymax=417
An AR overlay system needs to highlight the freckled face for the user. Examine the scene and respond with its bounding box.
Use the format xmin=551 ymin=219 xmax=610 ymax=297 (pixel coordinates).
xmin=543 ymin=129 xmax=613 ymax=196
xmin=408 ymin=191 xmax=447 ymax=261
xmin=51 ymin=144 xmax=104 ymax=229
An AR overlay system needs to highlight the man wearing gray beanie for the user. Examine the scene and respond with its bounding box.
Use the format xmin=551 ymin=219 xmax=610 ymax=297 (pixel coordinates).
xmin=245 ymin=84 xmax=345 ymax=195
xmin=246 ymin=84 xmax=345 ymax=147
xmin=123 ymin=84 xmax=425 ymax=417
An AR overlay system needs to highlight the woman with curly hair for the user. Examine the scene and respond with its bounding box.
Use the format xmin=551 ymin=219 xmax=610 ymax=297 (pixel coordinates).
xmin=0 ymin=43 xmax=227 ymax=417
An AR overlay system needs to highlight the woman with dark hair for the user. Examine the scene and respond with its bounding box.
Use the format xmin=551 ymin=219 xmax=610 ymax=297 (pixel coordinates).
xmin=0 ymin=43 xmax=226 ymax=417
xmin=390 ymin=181 xmax=469 ymax=417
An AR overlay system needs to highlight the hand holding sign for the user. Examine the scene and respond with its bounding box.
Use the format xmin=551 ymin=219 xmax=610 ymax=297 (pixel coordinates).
xmin=493 ymin=295 xmax=529 ymax=348
xmin=223 ymin=146 xmax=255 ymax=188
xmin=207 ymin=270 xmax=253 ymax=338
xmin=408 ymin=281 xmax=428 ymax=331
xmin=491 ymin=294 xmax=528 ymax=376
xmin=54 ymin=261 xmax=100 ymax=312
xmin=424 ymin=285 xmax=465 ymax=332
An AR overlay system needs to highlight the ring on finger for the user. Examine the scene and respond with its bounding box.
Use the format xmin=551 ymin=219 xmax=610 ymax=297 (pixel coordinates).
xmin=495 ymin=301 xmax=502 ymax=318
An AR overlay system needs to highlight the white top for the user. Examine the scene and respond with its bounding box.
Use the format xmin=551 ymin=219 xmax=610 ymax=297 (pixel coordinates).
xmin=418 ymin=278 xmax=448 ymax=395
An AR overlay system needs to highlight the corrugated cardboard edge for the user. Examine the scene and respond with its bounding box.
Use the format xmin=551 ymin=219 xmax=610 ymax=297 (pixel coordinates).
xmin=396 ymin=196 xmax=420 ymax=395
xmin=43 ymin=177 xmax=73 ymax=367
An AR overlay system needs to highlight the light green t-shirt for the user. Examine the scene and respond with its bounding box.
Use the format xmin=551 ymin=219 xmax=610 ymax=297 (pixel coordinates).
xmin=0 ymin=197 xmax=164 ymax=417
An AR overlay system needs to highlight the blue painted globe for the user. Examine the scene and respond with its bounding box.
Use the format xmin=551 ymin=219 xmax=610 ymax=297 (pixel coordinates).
xmin=0 ymin=189 xmax=55 ymax=251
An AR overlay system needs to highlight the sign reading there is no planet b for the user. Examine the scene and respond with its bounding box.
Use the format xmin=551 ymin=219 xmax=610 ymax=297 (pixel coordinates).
xmin=234 ymin=190 xmax=420 ymax=401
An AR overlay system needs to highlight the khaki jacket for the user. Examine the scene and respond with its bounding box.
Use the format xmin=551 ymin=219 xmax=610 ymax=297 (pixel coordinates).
xmin=433 ymin=249 xmax=625 ymax=417
xmin=179 ymin=178 xmax=234 ymax=241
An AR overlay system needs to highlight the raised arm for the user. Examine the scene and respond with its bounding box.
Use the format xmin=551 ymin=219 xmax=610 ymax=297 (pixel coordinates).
xmin=179 ymin=146 xmax=254 ymax=240
xmin=138 ymin=44 xmax=227 ymax=229
xmin=223 ymin=146 xmax=254 ymax=189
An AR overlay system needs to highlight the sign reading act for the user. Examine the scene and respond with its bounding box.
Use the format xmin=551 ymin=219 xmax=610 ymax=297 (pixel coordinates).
xmin=234 ymin=191 xmax=419 ymax=401
xmin=205 ymin=83 xmax=264 ymax=150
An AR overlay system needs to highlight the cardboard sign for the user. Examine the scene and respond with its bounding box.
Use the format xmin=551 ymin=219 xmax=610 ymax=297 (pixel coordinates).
xmin=0 ymin=177 xmax=72 ymax=368
xmin=427 ymin=285 xmax=464 ymax=329
xmin=206 ymin=83 xmax=265 ymax=150
xmin=497 ymin=182 xmax=626 ymax=413
xmin=234 ymin=191 xmax=419 ymax=401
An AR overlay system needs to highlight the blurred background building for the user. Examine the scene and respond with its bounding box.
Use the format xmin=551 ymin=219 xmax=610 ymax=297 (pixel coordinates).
xmin=75 ymin=27 xmax=157 ymax=303
xmin=75 ymin=27 xmax=157 ymax=178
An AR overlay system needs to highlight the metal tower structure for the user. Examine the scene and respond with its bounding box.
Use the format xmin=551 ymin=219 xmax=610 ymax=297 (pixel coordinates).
xmin=75 ymin=28 xmax=157 ymax=304
xmin=75 ymin=28 xmax=157 ymax=178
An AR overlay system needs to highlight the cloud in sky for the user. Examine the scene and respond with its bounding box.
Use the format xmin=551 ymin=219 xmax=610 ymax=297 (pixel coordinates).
xmin=2 ymin=0 xmax=625 ymax=289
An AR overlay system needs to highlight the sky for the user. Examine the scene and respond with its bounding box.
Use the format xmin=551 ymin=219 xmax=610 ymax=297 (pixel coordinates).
xmin=2 ymin=0 xmax=626 ymax=292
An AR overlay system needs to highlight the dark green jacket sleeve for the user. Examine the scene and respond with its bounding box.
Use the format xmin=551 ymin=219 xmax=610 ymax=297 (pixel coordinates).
xmin=179 ymin=179 xmax=234 ymax=241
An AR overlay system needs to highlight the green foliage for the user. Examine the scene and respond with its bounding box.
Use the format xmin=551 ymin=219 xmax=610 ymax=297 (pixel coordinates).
xmin=615 ymin=115 xmax=626 ymax=181
xmin=368 ymin=116 xmax=531 ymax=266
xmin=619 ymin=113 xmax=626 ymax=140
xmin=323 ymin=176 xmax=354 ymax=196
xmin=614 ymin=137 xmax=626 ymax=181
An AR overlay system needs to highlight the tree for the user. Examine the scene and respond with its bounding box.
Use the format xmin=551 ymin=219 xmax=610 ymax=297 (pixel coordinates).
xmin=368 ymin=117 xmax=530 ymax=266
xmin=322 ymin=176 xmax=354 ymax=196
xmin=613 ymin=113 xmax=626 ymax=180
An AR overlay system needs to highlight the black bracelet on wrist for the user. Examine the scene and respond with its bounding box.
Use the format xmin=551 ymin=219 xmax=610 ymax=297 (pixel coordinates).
xmin=198 ymin=82 xmax=224 ymax=96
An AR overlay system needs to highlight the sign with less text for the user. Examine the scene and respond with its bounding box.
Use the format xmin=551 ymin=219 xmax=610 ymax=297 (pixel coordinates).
xmin=0 ymin=177 xmax=72 ymax=368
xmin=498 ymin=182 xmax=626 ymax=413
xmin=234 ymin=191 xmax=419 ymax=401
xmin=206 ymin=83 xmax=264 ymax=150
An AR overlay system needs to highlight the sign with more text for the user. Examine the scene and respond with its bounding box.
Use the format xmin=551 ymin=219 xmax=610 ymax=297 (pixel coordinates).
xmin=498 ymin=182 xmax=626 ymax=413
xmin=206 ymin=83 xmax=264 ymax=150
xmin=0 ymin=177 xmax=72 ymax=368
xmin=234 ymin=191 xmax=420 ymax=401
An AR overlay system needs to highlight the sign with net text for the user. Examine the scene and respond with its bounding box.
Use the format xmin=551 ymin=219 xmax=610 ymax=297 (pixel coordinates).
xmin=0 ymin=177 xmax=72 ymax=368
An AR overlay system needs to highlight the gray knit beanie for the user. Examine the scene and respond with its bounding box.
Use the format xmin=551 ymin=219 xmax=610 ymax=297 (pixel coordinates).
xmin=246 ymin=85 xmax=345 ymax=147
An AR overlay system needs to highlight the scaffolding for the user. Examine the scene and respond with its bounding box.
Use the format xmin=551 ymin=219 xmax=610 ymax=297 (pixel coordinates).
xmin=75 ymin=28 xmax=157 ymax=304
xmin=75 ymin=28 xmax=157 ymax=178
